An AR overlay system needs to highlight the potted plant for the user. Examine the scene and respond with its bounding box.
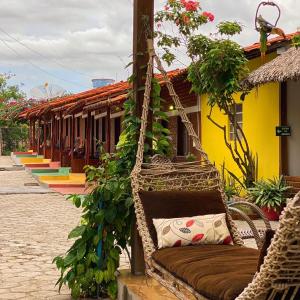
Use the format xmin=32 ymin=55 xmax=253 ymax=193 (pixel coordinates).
xmin=247 ymin=176 xmax=290 ymax=221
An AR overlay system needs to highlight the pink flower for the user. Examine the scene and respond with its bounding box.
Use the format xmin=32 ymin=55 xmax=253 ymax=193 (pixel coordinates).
xmin=202 ymin=11 xmax=215 ymax=22
xmin=182 ymin=13 xmax=191 ymax=24
xmin=164 ymin=5 xmax=170 ymax=10
xmin=157 ymin=23 xmax=162 ymax=28
xmin=184 ymin=1 xmax=199 ymax=12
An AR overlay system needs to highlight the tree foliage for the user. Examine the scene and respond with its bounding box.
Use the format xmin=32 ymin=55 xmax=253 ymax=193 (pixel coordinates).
xmin=0 ymin=74 xmax=28 ymax=123
xmin=156 ymin=0 xmax=256 ymax=188
xmin=0 ymin=74 xmax=33 ymax=154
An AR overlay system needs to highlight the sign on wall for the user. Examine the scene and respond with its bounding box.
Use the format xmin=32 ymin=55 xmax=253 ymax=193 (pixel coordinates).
xmin=276 ymin=126 xmax=291 ymax=136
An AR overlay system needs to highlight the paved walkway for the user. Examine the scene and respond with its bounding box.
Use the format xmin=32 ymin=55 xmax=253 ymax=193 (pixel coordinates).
xmin=0 ymin=156 xmax=81 ymax=299
xmin=0 ymin=155 xmax=278 ymax=300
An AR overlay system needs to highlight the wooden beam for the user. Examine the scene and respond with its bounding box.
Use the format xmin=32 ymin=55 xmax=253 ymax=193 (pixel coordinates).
xmin=105 ymin=107 xmax=111 ymax=153
xmin=91 ymin=115 xmax=95 ymax=158
xmin=37 ymin=119 xmax=41 ymax=155
xmin=59 ymin=113 xmax=64 ymax=163
xmin=51 ymin=115 xmax=55 ymax=160
xmin=70 ymin=115 xmax=75 ymax=163
xmin=43 ymin=120 xmax=47 ymax=158
xmin=85 ymin=112 xmax=91 ymax=165
xmin=32 ymin=119 xmax=36 ymax=151
xmin=131 ymin=0 xmax=154 ymax=276
xmin=280 ymin=82 xmax=288 ymax=175
xmin=29 ymin=119 xmax=32 ymax=149
xmin=133 ymin=0 xmax=154 ymax=118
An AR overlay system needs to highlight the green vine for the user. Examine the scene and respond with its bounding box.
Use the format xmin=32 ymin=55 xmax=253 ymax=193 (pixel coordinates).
xmin=53 ymin=76 xmax=171 ymax=299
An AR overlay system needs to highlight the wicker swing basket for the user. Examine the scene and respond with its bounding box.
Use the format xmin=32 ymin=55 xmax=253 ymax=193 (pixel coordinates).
xmin=130 ymin=40 xmax=300 ymax=300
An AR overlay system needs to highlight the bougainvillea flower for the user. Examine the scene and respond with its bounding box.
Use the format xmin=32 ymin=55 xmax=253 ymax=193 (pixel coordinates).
xmin=184 ymin=1 xmax=200 ymax=12
xmin=202 ymin=11 xmax=215 ymax=22
xmin=182 ymin=14 xmax=191 ymax=24
xmin=164 ymin=5 xmax=170 ymax=10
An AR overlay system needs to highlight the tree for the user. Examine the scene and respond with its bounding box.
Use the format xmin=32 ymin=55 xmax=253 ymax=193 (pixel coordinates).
xmin=155 ymin=1 xmax=256 ymax=188
xmin=0 ymin=74 xmax=31 ymax=155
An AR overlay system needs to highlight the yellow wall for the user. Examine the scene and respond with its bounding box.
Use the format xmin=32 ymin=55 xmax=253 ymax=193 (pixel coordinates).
xmin=200 ymin=53 xmax=280 ymax=181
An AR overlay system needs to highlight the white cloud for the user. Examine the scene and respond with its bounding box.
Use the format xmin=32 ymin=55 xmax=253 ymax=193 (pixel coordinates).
xmin=0 ymin=0 xmax=299 ymax=96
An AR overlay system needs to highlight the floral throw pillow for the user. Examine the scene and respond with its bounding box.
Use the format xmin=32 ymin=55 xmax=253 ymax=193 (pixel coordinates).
xmin=153 ymin=213 xmax=233 ymax=249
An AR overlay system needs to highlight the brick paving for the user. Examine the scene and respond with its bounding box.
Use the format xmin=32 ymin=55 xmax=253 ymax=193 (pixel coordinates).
xmin=0 ymin=156 xmax=278 ymax=299
xmin=0 ymin=156 xmax=81 ymax=299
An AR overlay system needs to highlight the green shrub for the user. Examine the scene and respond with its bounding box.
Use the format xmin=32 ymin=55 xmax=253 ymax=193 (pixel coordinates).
xmin=247 ymin=176 xmax=290 ymax=210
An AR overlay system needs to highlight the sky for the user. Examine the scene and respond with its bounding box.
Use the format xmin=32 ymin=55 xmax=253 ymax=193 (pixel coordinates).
xmin=0 ymin=0 xmax=299 ymax=98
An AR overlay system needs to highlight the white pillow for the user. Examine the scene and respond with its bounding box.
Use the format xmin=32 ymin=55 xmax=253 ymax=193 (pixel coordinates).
xmin=153 ymin=213 xmax=233 ymax=249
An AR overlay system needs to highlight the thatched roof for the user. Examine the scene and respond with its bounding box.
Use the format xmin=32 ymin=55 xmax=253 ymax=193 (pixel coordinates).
xmin=245 ymin=47 xmax=300 ymax=87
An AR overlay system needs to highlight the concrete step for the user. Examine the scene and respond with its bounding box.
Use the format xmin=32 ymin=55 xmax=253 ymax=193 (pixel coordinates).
xmin=51 ymin=186 xmax=88 ymax=195
xmin=38 ymin=175 xmax=70 ymax=181
xmin=14 ymin=154 xmax=39 ymax=158
xmin=24 ymin=163 xmax=50 ymax=168
xmin=49 ymin=161 xmax=61 ymax=168
xmin=47 ymin=183 xmax=85 ymax=188
xmin=30 ymin=168 xmax=61 ymax=174
xmin=20 ymin=157 xmax=50 ymax=164
xmin=13 ymin=151 xmax=36 ymax=155
xmin=32 ymin=167 xmax=71 ymax=176
xmin=38 ymin=173 xmax=86 ymax=188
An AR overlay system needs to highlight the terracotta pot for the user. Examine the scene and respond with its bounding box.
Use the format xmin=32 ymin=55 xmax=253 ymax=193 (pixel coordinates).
xmin=261 ymin=206 xmax=281 ymax=221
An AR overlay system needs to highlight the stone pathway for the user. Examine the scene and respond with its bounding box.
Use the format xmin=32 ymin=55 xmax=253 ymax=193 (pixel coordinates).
xmin=0 ymin=156 xmax=81 ymax=299
xmin=0 ymin=155 xmax=278 ymax=300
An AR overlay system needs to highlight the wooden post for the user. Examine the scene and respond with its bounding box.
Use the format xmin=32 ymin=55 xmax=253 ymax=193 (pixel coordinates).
xmin=70 ymin=115 xmax=75 ymax=162
xmin=51 ymin=115 xmax=55 ymax=160
xmin=37 ymin=119 xmax=41 ymax=155
xmin=32 ymin=119 xmax=36 ymax=151
xmin=91 ymin=116 xmax=95 ymax=158
xmin=105 ymin=107 xmax=111 ymax=153
xmin=43 ymin=119 xmax=47 ymax=158
xmin=59 ymin=113 xmax=64 ymax=163
xmin=131 ymin=0 xmax=154 ymax=276
xmin=85 ymin=112 xmax=91 ymax=165
xmin=29 ymin=119 xmax=32 ymax=149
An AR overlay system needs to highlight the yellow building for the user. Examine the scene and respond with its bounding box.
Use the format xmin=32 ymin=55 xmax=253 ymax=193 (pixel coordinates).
xmin=200 ymin=33 xmax=298 ymax=183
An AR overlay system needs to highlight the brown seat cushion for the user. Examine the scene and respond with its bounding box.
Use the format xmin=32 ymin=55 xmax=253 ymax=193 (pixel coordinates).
xmin=139 ymin=190 xmax=226 ymax=247
xmin=152 ymin=245 xmax=259 ymax=300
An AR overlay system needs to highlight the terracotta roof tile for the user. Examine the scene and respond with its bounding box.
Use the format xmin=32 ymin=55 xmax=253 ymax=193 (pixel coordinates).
xmin=243 ymin=32 xmax=298 ymax=53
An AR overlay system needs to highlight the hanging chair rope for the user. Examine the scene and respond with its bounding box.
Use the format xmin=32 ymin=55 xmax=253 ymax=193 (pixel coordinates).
xmin=153 ymin=54 xmax=208 ymax=159
xmin=132 ymin=40 xmax=155 ymax=174
xmin=255 ymin=1 xmax=281 ymax=34
xmin=130 ymin=39 xmax=243 ymax=266
xmin=133 ymin=39 xmax=209 ymax=175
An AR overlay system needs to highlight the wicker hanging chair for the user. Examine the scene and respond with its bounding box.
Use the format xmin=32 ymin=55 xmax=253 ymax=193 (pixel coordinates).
xmin=130 ymin=40 xmax=300 ymax=300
